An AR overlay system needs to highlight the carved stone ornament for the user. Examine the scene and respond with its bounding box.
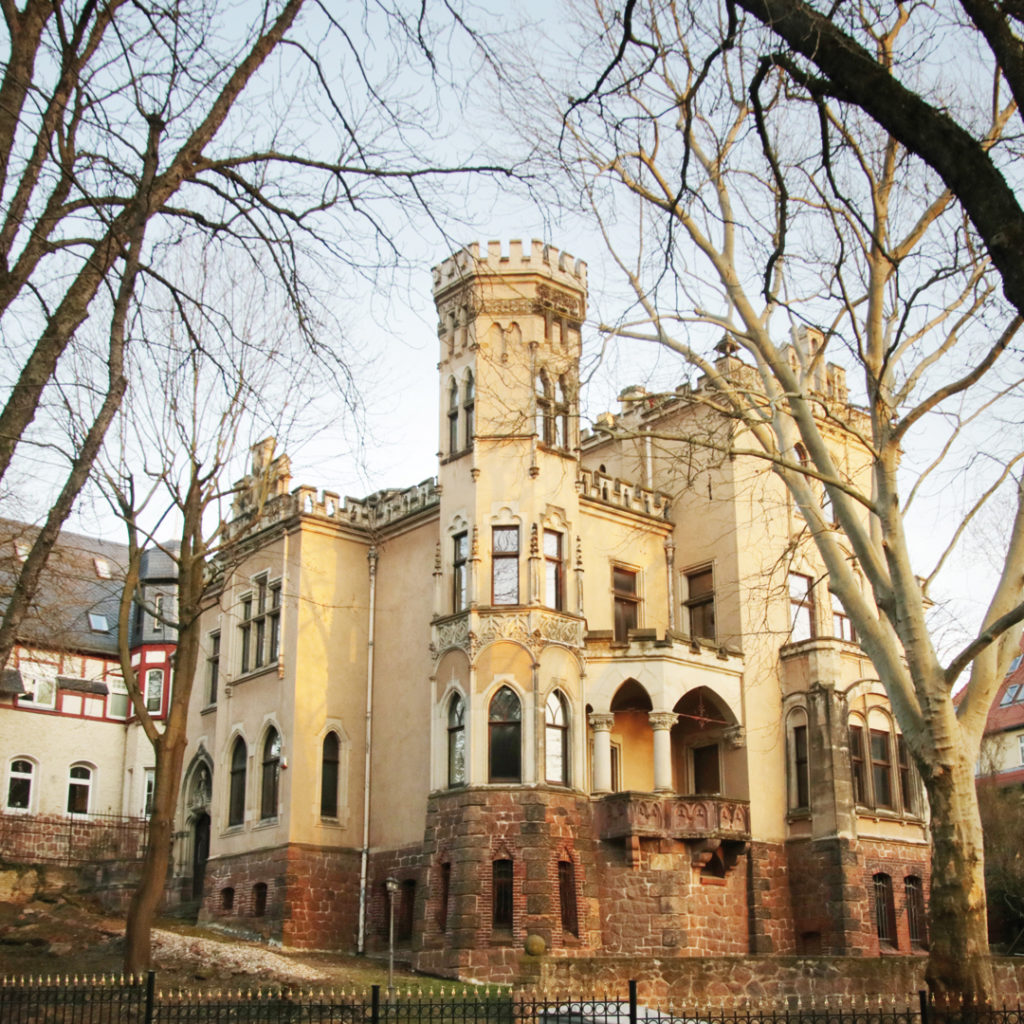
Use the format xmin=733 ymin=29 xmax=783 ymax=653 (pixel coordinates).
xmin=434 ymin=616 xmax=470 ymax=655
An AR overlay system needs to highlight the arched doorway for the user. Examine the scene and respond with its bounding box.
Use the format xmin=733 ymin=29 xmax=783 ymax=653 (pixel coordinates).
xmin=671 ymin=688 xmax=741 ymax=796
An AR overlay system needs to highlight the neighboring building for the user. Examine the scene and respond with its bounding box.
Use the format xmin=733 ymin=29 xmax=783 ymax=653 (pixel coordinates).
xmin=0 ymin=523 xmax=176 ymax=825
xmin=170 ymin=241 xmax=931 ymax=980
xmin=976 ymin=645 xmax=1024 ymax=787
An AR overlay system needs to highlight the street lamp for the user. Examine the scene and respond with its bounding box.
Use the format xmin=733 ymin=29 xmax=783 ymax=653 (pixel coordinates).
xmin=385 ymin=876 xmax=399 ymax=998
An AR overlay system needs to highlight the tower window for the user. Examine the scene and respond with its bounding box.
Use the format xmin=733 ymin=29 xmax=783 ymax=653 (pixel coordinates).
xmin=448 ymin=379 xmax=459 ymax=453
xmin=448 ymin=693 xmax=466 ymax=787
xmin=789 ymin=572 xmax=815 ymax=641
xmin=492 ymin=526 xmax=519 ymax=605
xmin=543 ymin=530 xmax=564 ymax=610
xmin=536 ymin=371 xmax=553 ymax=444
xmin=207 ymin=632 xmax=220 ymax=706
xmin=849 ymin=724 xmax=867 ymax=804
xmin=555 ymin=376 xmax=570 ymax=448
xmin=558 ymin=859 xmax=578 ymax=936
xmin=545 ymin=691 xmax=568 ymax=785
xmin=791 ymin=723 xmax=809 ymax=810
xmin=870 ymin=728 xmax=894 ymax=809
xmin=612 ymin=566 xmax=639 ymax=641
xmin=684 ymin=566 xmax=715 ymax=641
xmin=453 ymin=532 xmax=468 ymax=612
xmin=489 ymin=686 xmax=522 ymax=782
xmin=145 ymin=669 xmax=163 ymax=714
xmin=492 ymin=859 xmax=513 ymax=930
xmin=463 ymin=373 xmax=474 ymax=448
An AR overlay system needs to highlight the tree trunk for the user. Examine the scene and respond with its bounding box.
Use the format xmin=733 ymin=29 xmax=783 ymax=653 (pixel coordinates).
xmin=923 ymin=757 xmax=995 ymax=1004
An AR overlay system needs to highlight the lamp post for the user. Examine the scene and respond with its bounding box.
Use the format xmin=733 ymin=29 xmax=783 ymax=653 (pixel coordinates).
xmin=385 ymin=876 xmax=399 ymax=998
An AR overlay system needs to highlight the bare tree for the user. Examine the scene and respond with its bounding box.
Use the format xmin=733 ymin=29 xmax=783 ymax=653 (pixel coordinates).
xmin=104 ymin=259 xmax=333 ymax=974
xmin=0 ymin=0 xmax=511 ymax=670
xmin=545 ymin=0 xmax=1024 ymax=1002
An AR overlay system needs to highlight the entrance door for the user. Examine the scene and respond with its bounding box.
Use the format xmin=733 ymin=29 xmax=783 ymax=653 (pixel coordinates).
xmin=192 ymin=813 xmax=210 ymax=899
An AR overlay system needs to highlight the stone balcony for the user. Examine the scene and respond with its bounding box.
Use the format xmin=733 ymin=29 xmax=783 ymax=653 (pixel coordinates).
xmin=432 ymin=607 xmax=586 ymax=657
xmin=594 ymin=791 xmax=751 ymax=843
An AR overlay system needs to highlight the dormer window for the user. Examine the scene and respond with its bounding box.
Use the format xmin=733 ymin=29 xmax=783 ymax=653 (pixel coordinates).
xmin=88 ymin=613 xmax=108 ymax=632
xmin=14 ymin=540 xmax=28 ymax=562
xmin=93 ymin=558 xmax=111 ymax=579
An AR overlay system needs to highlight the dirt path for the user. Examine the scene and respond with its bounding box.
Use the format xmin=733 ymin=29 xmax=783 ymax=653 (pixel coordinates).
xmin=0 ymin=896 xmax=432 ymax=991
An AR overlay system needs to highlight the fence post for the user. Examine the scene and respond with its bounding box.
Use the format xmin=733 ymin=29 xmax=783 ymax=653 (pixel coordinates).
xmin=145 ymin=970 xmax=155 ymax=1024
xmin=372 ymin=983 xmax=381 ymax=1024
xmin=629 ymin=980 xmax=637 ymax=1024
xmin=919 ymin=990 xmax=929 ymax=1024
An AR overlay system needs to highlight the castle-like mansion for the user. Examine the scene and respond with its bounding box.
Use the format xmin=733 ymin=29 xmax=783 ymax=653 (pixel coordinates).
xmin=3 ymin=241 xmax=930 ymax=981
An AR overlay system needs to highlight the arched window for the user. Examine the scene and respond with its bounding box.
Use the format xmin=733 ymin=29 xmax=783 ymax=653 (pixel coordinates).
xmin=558 ymin=858 xmax=578 ymax=936
xmin=463 ymin=372 xmax=475 ymax=448
xmin=905 ymin=875 xmax=927 ymax=947
xmin=545 ymin=691 xmax=568 ymax=785
xmin=448 ymin=693 xmax=466 ymax=787
xmin=873 ymin=872 xmax=897 ymax=947
xmin=489 ymin=686 xmax=521 ymax=782
xmin=321 ymin=732 xmax=340 ymax=818
xmin=253 ymin=882 xmax=268 ymax=917
xmin=543 ymin=530 xmax=564 ymax=610
xmin=536 ymin=370 xmax=553 ymax=444
xmin=67 ymin=764 xmax=92 ymax=816
xmin=492 ymin=858 xmax=513 ymax=931
xmin=555 ymin=376 xmax=570 ymax=448
xmin=787 ymin=711 xmax=810 ymax=811
xmin=448 ymin=378 xmax=459 ymax=453
xmin=228 ymin=737 xmax=247 ymax=826
xmin=261 ymin=728 xmax=280 ymax=820
xmin=6 ymin=758 xmax=33 ymax=811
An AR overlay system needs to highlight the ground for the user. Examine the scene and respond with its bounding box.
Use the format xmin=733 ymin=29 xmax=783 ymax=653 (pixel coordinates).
xmin=0 ymin=894 xmax=432 ymax=991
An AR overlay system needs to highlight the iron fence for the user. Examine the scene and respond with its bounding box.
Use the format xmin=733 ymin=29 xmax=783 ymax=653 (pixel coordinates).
xmin=1 ymin=975 xmax=1021 ymax=1024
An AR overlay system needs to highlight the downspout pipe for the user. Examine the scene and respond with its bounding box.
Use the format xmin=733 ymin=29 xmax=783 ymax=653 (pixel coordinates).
xmin=357 ymin=544 xmax=378 ymax=953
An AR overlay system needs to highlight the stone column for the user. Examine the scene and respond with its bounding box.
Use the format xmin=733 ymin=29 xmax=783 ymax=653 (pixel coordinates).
xmin=589 ymin=712 xmax=615 ymax=794
xmin=649 ymin=712 xmax=679 ymax=793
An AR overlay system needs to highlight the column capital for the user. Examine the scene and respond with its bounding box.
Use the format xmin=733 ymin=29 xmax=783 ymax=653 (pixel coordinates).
xmin=588 ymin=712 xmax=615 ymax=732
xmin=648 ymin=711 xmax=678 ymax=731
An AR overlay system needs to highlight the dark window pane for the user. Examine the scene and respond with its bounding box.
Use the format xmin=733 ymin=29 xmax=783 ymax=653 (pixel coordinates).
xmin=873 ymin=873 xmax=897 ymax=946
xmin=493 ymin=859 xmax=513 ymax=929
xmin=905 ymin=875 xmax=927 ymax=947
xmin=870 ymin=729 xmax=893 ymax=808
xmin=321 ymin=732 xmax=339 ymax=817
xmin=229 ymin=739 xmax=247 ymax=826
xmin=558 ymin=860 xmax=578 ymax=936
xmin=793 ymin=724 xmax=809 ymax=809
xmin=261 ymin=729 xmax=280 ymax=820
xmin=693 ymin=745 xmax=720 ymax=794
xmin=849 ymin=725 xmax=867 ymax=804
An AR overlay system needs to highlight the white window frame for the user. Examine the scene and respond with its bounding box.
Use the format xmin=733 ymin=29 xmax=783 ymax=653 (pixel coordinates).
xmin=67 ymin=763 xmax=93 ymax=817
xmin=145 ymin=668 xmax=163 ymax=713
xmin=107 ymin=678 xmax=129 ymax=719
xmin=6 ymin=757 xmax=35 ymax=813
xmin=17 ymin=663 xmax=57 ymax=709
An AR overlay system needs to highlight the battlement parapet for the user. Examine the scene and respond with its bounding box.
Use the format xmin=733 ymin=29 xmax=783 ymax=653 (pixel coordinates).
xmin=432 ymin=239 xmax=587 ymax=294
xmin=226 ymin=478 xmax=440 ymax=540
xmin=577 ymin=467 xmax=671 ymax=521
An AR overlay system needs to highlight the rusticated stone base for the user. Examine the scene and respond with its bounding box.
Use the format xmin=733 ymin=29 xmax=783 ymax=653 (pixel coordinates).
xmin=199 ymin=842 xmax=361 ymax=949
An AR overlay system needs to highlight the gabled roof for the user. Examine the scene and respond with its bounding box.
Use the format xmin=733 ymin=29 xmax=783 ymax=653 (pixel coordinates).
xmin=0 ymin=519 xmax=129 ymax=658
xmin=981 ymin=648 xmax=1024 ymax=735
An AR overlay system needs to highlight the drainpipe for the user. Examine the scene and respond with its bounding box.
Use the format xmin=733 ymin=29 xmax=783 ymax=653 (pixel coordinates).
xmin=357 ymin=545 xmax=378 ymax=953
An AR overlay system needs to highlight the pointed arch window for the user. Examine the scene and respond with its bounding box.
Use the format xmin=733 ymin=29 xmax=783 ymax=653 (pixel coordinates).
xmin=228 ymin=737 xmax=247 ymax=826
xmin=536 ymin=370 xmax=553 ymax=444
xmin=492 ymin=858 xmax=514 ymax=930
xmin=489 ymin=686 xmax=521 ymax=782
xmin=555 ymin=376 xmax=570 ymax=448
xmin=448 ymin=693 xmax=466 ymax=787
xmin=448 ymin=379 xmax=460 ymax=453
xmin=321 ymin=732 xmax=340 ymax=818
xmin=261 ymin=728 xmax=281 ymax=820
xmin=545 ymin=691 xmax=569 ymax=785
xmin=463 ymin=372 xmax=475 ymax=448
